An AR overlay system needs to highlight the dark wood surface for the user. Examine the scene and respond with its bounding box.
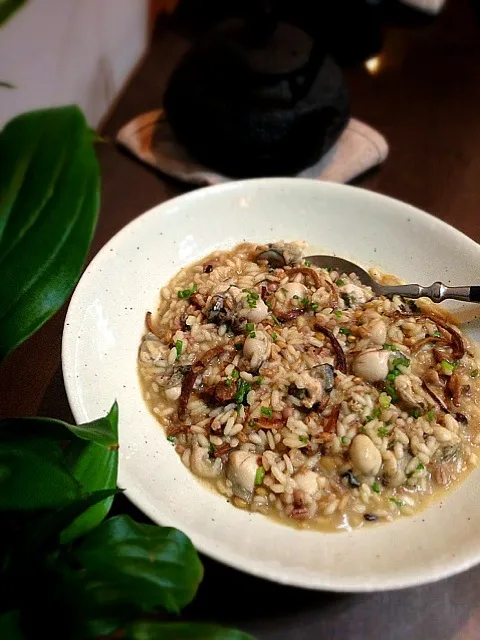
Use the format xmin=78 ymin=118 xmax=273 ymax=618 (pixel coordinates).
xmin=2 ymin=1 xmax=480 ymax=638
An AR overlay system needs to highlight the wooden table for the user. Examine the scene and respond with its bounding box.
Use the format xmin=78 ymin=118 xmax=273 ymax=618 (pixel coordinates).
xmin=2 ymin=1 xmax=480 ymax=637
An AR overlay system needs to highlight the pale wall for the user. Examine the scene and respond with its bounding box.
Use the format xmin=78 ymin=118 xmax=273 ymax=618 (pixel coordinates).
xmin=0 ymin=0 xmax=149 ymax=128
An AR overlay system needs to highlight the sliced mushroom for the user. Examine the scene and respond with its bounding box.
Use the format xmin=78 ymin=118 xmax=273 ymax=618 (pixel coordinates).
xmin=190 ymin=445 xmax=223 ymax=479
xmin=255 ymin=249 xmax=286 ymax=268
xmin=352 ymin=349 xmax=390 ymax=383
xmin=311 ymin=363 xmax=335 ymax=392
xmin=227 ymin=450 xmax=258 ymax=502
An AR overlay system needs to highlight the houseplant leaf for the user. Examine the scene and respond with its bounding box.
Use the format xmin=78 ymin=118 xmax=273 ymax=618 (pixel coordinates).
xmin=75 ymin=516 xmax=204 ymax=614
xmin=124 ymin=621 xmax=255 ymax=640
xmin=61 ymin=403 xmax=119 ymax=543
xmin=0 ymin=106 xmax=100 ymax=360
xmin=0 ymin=0 xmax=26 ymax=26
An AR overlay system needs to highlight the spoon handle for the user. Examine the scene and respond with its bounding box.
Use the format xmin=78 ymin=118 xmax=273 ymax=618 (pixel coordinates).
xmin=379 ymin=283 xmax=480 ymax=303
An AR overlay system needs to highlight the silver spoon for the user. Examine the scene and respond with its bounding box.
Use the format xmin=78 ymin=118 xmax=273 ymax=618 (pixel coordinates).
xmin=305 ymin=255 xmax=480 ymax=304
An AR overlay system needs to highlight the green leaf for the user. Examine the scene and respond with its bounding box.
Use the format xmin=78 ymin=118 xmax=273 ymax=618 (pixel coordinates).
xmin=4 ymin=490 xmax=120 ymax=579
xmin=0 ymin=439 xmax=82 ymax=510
xmin=75 ymin=516 xmax=204 ymax=614
xmin=124 ymin=621 xmax=255 ymax=640
xmin=0 ymin=611 xmax=24 ymax=640
xmin=0 ymin=106 xmax=100 ymax=360
xmin=0 ymin=0 xmax=26 ymax=26
xmin=0 ymin=401 xmax=118 ymax=448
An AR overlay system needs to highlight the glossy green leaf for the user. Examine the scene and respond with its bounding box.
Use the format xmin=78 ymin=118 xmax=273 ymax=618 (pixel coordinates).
xmin=0 ymin=401 xmax=118 ymax=447
xmin=124 ymin=621 xmax=255 ymax=640
xmin=75 ymin=516 xmax=204 ymax=614
xmin=0 ymin=106 xmax=100 ymax=360
xmin=0 ymin=0 xmax=26 ymax=26
xmin=0 ymin=610 xmax=24 ymax=640
xmin=0 ymin=439 xmax=82 ymax=510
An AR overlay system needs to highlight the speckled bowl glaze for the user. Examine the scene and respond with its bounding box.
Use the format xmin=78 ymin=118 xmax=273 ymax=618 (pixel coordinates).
xmin=62 ymin=178 xmax=480 ymax=591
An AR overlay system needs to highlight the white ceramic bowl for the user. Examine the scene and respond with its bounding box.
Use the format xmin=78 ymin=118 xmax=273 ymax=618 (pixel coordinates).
xmin=63 ymin=178 xmax=480 ymax=592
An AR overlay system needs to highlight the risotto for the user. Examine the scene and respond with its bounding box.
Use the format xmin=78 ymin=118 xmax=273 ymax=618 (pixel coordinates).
xmin=138 ymin=241 xmax=480 ymax=531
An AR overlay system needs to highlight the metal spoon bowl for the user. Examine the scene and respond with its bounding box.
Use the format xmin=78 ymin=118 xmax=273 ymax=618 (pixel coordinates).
xmin=305 ymin=255 xmax=480 ymax=304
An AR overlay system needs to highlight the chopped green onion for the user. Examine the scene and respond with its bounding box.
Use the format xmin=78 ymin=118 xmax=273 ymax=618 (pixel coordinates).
xmin=175 ymin=340 xmax=183 ymax=359
xmin=372 ymin=482 xmax=381 ymax=494
xmin=471 ymin=369 xmax=479 ymax=378
xmin=379 ymin=393 xmax=391 ymax=408
xmin=231 ymin=369 xmax=240 ymax=380
xmin=299 ymin=435 xmax=309 ymax=444
xmin=167 ymin=435 xmax=175 ymax=444
xmin=260 ymin=406 xmax=273 ymax=418
xmin=383 ymin=343 xmax=396 ymax=351
xmin=433 ymin=330 xmax=442 ymax=338
xmin=334 ymin=310 xmax=343 ymax=318
xmin=300 ymin=297 xmax=309 ymax=307
xmin=426 ymin=409 xmax=435 ymax=421
xmin=248 ymin=420 xmax=257 ymax=427
xmin=234 ymin=380 xmax=251 ymax=405
xmin=440 ymin=359 xmax=455 ymax=374
xmin=341 ymin=436 xmax=349 ymax=444
xmin=209 ymin=442 xmax=215 ymax=455
xmin=255 ymin=466 xmax=266 ymax=485
xmin=365 ymin=415 xmax=373 ymax=422
xmin=416 ymin=463 xmax=425 ymax=471
xmin=386 ymin=370 xmax=400 ymax=383
xmin=372 ymin=407 xmax=382 ymax=419
xmin=246 ymin=322 xmax=255 ymax=334
xmin=235 ymin=342 xmax=243 ymax=350
xmin=271 ymin=314 xmax=281 ymax=326
xmin=385 ymin=385 xmax=397 ymax=401
xmin=256 ymin=376 xmax=264 ymax=386
xmin=271 ymin=332 xmax=278 ymax=342
xmin=243 ymin=289 xmax=259 ymax=308
xmin=310 ymin=302 xmax=319 ymax=311
xmin=410 ymin=407 xmax=423 ymax=419
xmin=326 ymin=267 xmax=333 ymax=272
xmin=377 ymin=426 xmax=390 ymax=437
xmin=336 ymin=279 xmax=345 ymax=286
xmin=390 ymin=498 xmax=404 ymax=507
xmin=304 ymin=260 xmax=312 ymax=267
xmin=225 ymin=378 xmax=232 ymax=387
xmin=249 ymin=331 xmax=256 ymax=338
xmin=177 ymin=284 xmax=197 ymax=299
xmin=339 ymin=327 xmax=351 ymax=336
xmin=392 ymin=357 xmax=410 ymax=369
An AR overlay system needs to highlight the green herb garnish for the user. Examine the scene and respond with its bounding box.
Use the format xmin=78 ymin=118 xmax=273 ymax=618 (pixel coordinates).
xmin=235 ymin=342 xmax=243 ymax=350
xmin=336 ymin=279 xmax=345 ymax=286
xmin=416 ymin=463 xmax=425 ymax=471
xmin=426 ymin=409 xmax=435 ymax=421
xmin=209 ymin=442 xmax=215 ymax=455
xmin=225 ymin=378 xmax=232 ymax=387
xmin=372 ymin=407 xmax=382 ymax=419
xmin=440 ymin=359 xmax=455 ymax=375
xmin=334 ymin=310 xmax=342 ymax=318
xmin=385 ymin=385 xmax=397 ymax=402
xmin=339 ymin=327 xmax=351 ymax=336
xmin=256 ymin=376 xmax=264 ymax=386
xmin=379 ymin=393 xmax=391 ymax=408
xmin=383 ymin=343 xmax=396 ymax=351
xmin=271 ymin=332 xmax=278 ymax=342
xmin=409 ymin=407 xmax=423 ymax=419
xmin=433 ymin=330 xmax=442 ymax=338
xmin=175 ymin=340 xmax=183 ymax=359
xmin=390 ymin=498 xmax=404 ymax=507
xmin=271 ymin=314 xmax=281 ymax=326
xmin=300 ymin=297 xmax=309 ymax=307
xmin=341 ymin=436 xmax=349 ymax=444
xmin=310 ymin=302 xmax=319 ymax=311
xmin=234 ymin=380 xmax=251 ymax=405
xmin=231 ymin=369 xmax=240 ymax=380
xmin=372 ymin=482 xmax=381 ymax=494
xmin=177 ymin=284 xmax=197 ymax=299
xmin=377 ymin=426 xmax=390 ymax=437
xmin=243 ymin=289 xmax=259 ymax=308
xmin=260 ymin=406 xmax=273 ymax=418
xmin=167 ymin=435 xmax=175 ymax=444
xmin=304 ymin=260 xmax=312 ymax=267
xmin=471 ymin=369 xmax=479 ymax=378
xmin=299 ymin=435 xmax=309 ymax=444
xmin=255 ymin=466 xmax=266 ymax=485
xmin=392 ymin=357 xmax=410 ymax=369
